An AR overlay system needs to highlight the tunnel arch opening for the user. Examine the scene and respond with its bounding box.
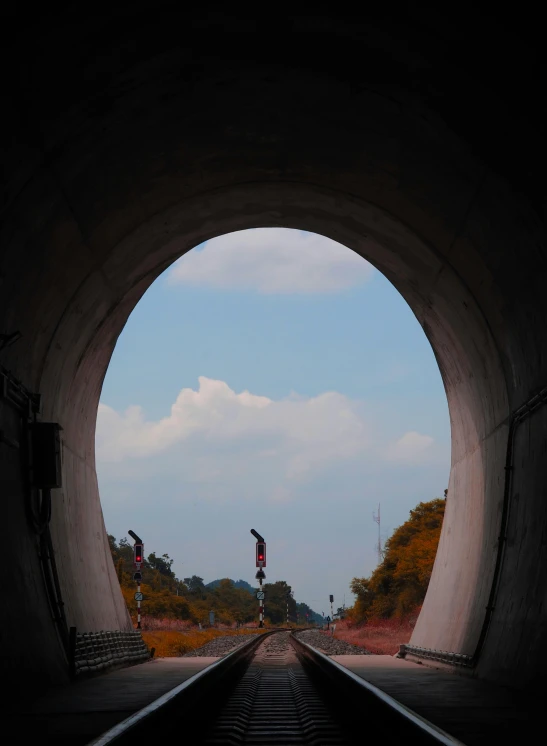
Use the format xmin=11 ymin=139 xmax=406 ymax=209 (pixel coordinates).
xmin=95 ymin=225 xmax=452 ymax=634
xmin=82 ymin=185 xmax=507 ymax=660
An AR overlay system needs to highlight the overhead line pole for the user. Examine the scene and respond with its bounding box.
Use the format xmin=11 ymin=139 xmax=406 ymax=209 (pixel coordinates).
xmin=373 ymin=503 xmax=382 ymax=566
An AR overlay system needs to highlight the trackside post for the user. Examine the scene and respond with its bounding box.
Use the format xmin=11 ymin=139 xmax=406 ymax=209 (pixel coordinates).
xmin=129 ymin=530 xmax=144 ymax=629
xmin=251 ymin=529 xmax=266 ymax=628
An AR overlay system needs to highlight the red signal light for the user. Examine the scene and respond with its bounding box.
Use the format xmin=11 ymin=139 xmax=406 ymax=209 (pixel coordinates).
xmin=134 ymin=543 xmax=143 ymax=564
xmin=256 ymin=542 xmax=266 ymax=567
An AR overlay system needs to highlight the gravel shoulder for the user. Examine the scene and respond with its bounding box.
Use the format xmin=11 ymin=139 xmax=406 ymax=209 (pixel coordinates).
xmin=182 ymin=629 xmax=370 ymax=658
xmin=182 ymin=634 xmax=261 ymax=657
xmin=295 ymin=629 xmax=369 ymax=655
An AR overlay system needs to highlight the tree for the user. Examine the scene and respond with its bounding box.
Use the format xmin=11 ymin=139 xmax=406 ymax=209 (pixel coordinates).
xmin=106 ymin=537 xmax=320 ymax=627
xmin=349 ymin=497 xmax=446 ymax=622
xmin=295 ymin=601 xmax=321 ymax=625
xmin=147 ymin=552 xmax=175 ymax=578
xmin=183 ymin=576 xmax=206 ymax=597
xmin=262 ymin=581 xmax=296 ymax=625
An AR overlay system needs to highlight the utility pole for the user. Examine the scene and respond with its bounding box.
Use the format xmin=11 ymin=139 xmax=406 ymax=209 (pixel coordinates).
xmin=373 ymin=503 xmax=382 ymax=566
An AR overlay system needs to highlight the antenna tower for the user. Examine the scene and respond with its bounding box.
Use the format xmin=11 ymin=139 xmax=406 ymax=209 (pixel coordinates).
xmin=372 ymin=503 xmax=382 ymax=565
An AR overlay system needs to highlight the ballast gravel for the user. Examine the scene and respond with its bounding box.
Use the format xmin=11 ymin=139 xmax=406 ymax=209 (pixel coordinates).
xmin=182 ymin=634 xmax=260 ymax=657
xmin=182 ymin=629 xmax=370 ymax=658
xmin=295 ymin=629 xmax=369 ymax=655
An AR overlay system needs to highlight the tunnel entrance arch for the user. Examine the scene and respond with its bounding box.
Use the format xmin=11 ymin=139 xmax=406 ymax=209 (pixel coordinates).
xmin=3 ymin=180 xmax=513 ymax=684
xmin=1 ymin=18 xmax=547 ymax=696
xmin=84 ymin=183 xmax=509 ymax=668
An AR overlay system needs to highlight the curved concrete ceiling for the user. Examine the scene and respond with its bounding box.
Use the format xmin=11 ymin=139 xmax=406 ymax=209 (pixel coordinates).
xmin=1 ymin=8 xmax=546 ymax=697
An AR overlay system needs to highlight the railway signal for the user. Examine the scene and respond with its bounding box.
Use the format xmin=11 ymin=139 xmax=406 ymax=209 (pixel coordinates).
xmin=256 ymin=542 xmax=266 ymax=567
xmin=134 ymin=543 xmax=143 ymax=566
xmin=251 ymin=529 xmax=266 ymax=627
xmin=129 ymin=530 xmax=144 ymax=629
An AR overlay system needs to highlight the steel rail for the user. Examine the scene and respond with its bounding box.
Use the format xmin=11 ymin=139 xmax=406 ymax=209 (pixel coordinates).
xmin=86 ymin=629 xmax=466 ymax=746
xmin=86 ymin=630 xmax=276 ymax=745
xmin=290 ymin=633 xmax=465 ymax=745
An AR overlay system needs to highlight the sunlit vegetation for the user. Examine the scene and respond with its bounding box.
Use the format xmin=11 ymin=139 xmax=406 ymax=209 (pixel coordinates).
xmin=348 ymin=496 xmax=446 ymax=623
xmin=108 ymin=535 xmax=321 ymax=629
xmin=110 ymin=494 xmax=444 ymax=657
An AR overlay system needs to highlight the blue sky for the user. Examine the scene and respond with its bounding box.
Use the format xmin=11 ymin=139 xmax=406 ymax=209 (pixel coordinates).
xmin=97 ymin=229 xmax=449 ymax=615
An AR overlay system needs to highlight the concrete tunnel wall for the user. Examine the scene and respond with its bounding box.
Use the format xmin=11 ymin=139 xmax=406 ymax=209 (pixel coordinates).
xmin=0 ymin=9 xmax=546 ymax=696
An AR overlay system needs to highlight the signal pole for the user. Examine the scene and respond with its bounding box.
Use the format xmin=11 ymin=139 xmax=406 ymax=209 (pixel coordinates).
xmin=251 ymin=529 xmax=266 ymax=628
xmin=373 ymin=503 xmax=382 ymax=566
xmin=286 ymin=591 xmax=292 ymax=626
xmin=129 ymin=530 xmax=144 ymax=630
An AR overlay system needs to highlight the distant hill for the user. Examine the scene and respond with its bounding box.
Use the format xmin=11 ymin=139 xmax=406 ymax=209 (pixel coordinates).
xmin=206 ymin=578 xmax=255 ymax=595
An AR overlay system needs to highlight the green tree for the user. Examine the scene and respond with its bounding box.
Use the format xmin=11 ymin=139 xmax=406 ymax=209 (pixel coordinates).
xmin=295 ymin=601 xmax=321 ymax=625
xmin=183 ymin=576 xmax=206 ymax=597
xmin=147 ymin=552 xmax=175 ymax=578
xmin=263 ymin=581 xmax=297 ymax=624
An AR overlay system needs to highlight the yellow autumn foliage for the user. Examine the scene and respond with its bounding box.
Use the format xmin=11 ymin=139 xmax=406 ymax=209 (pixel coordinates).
xmin=349 ymin=497 xmax=446 ymax=622
xmin=121 ymin=583 xmax=195 ymax=621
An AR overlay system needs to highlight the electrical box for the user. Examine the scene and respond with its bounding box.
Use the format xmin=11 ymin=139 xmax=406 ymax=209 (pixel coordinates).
xmin=31 ymin=422 xmax=62 ymax=488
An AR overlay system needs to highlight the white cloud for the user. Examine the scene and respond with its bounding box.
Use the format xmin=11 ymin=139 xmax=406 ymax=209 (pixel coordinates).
xmin=96 ymin=379 xmax=444 ymax=509
xmin=385 ymin=431 xmax=435 ymax=463
xmin=96 ymin=377 xmax=369 ymax=483
xmin=167 ymin=229 xmax=373 ymax=293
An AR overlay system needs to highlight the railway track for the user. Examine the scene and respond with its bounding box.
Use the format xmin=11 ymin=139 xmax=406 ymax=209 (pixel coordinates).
xmin=88 ymin=630 xmax=464 ymax=746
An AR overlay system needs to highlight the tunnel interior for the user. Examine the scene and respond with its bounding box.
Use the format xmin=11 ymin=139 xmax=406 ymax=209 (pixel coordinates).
xmin=1 ymin=7 xmax=547 ymax=699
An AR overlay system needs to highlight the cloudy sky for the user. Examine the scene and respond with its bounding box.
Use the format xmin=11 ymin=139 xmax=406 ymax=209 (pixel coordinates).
xmin=97 ymin=229 xmax=450 ymax=615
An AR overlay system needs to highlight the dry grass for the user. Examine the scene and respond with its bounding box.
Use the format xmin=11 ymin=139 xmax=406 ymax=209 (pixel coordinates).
xmin=329 ymin=618 xmax=414 ymax=655
xmin=140 ymin=616 xmax=265 ymax=632
xmin=141 ymin=627 xmax=266 ymax=657
xmin=140 ymin=617 xmax=195 ymax=632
